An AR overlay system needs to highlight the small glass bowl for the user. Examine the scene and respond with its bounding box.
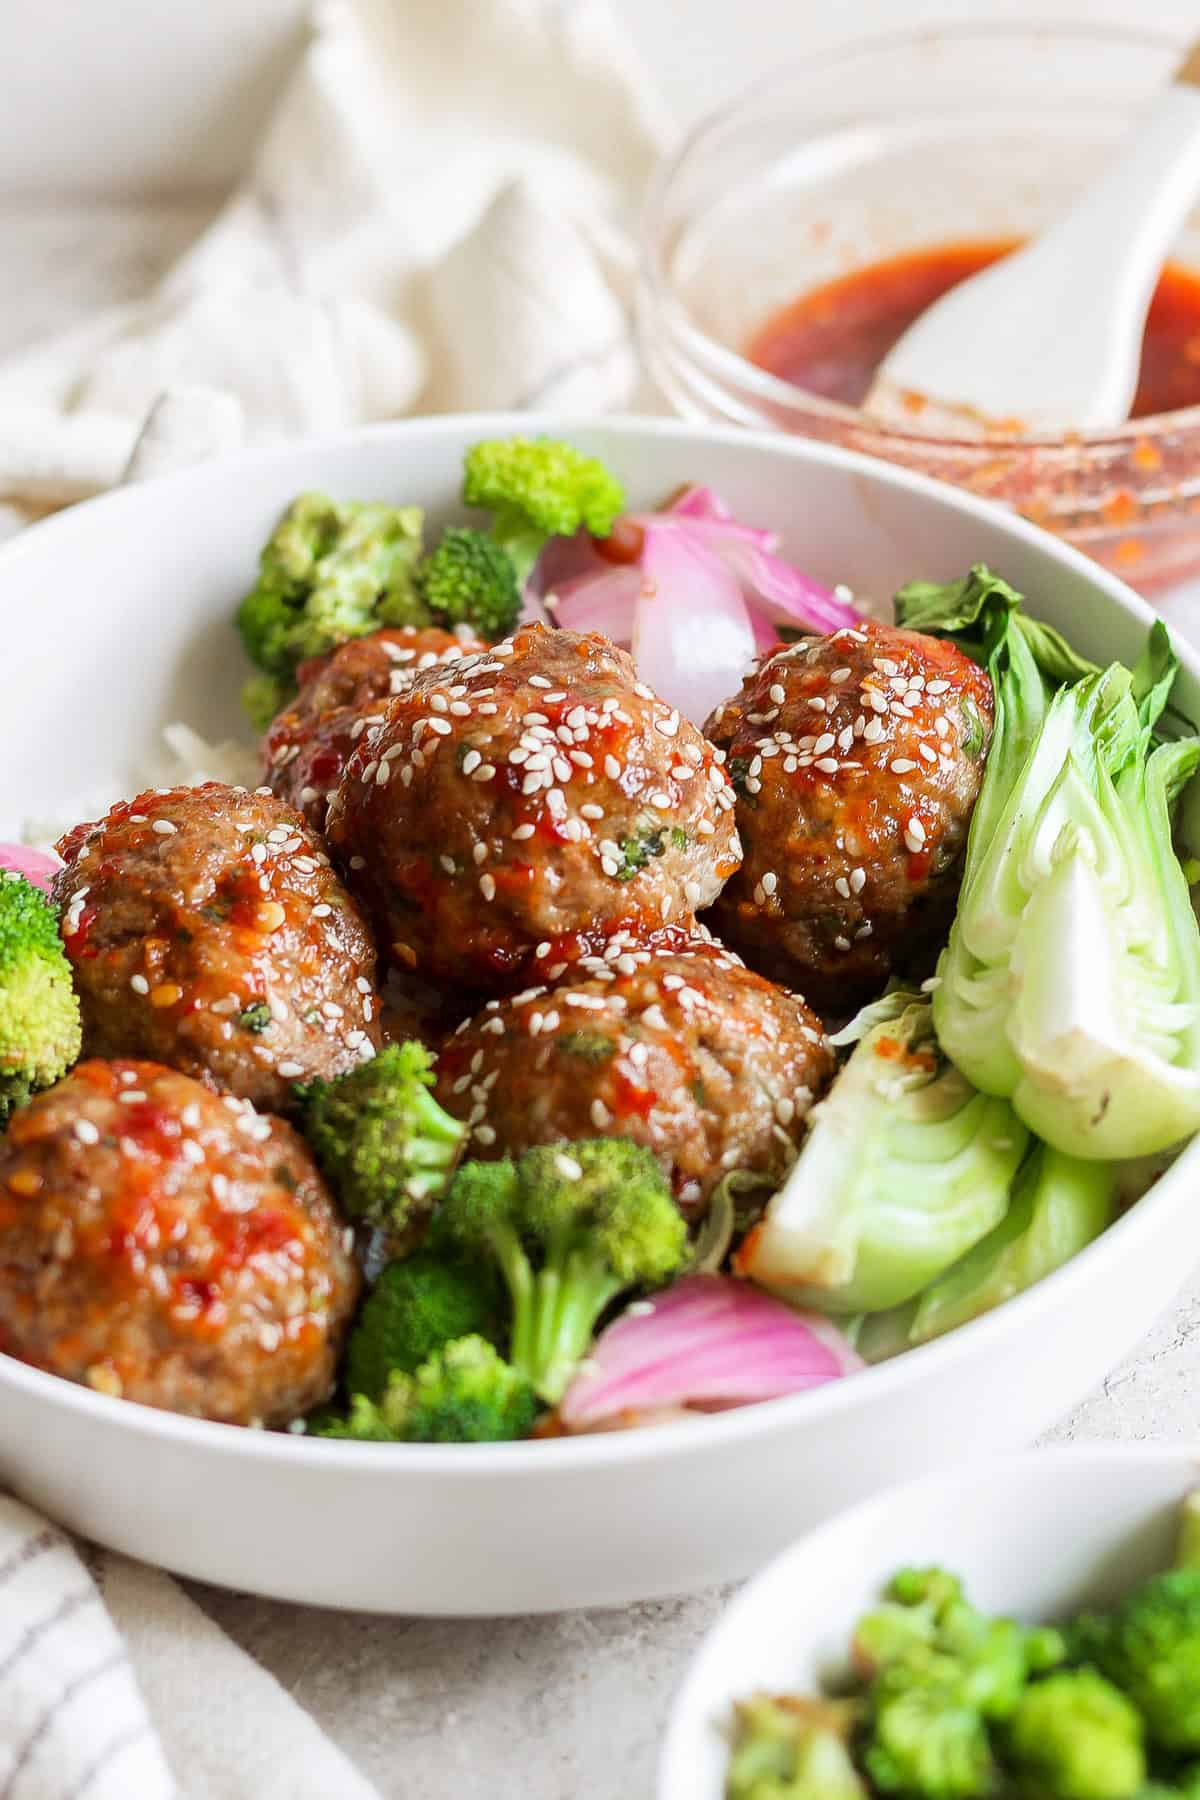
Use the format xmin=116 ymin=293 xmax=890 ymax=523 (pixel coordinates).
xmin=636 ymin=23 xmax=1200 ymax=594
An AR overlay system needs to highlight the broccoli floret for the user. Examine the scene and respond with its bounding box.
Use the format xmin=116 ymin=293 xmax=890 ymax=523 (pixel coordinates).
xmin=863 ymin=1653 xmax=996 ymax=1799
xmin=725 ymin=1694 xmax=866 ymax=1799
xmin=1006 ymin=1668 xmax=1146 ymax=1798
xmin=241 ymin=671 xmax=297 ymax=733
xmin=854 ymin=1568 xmax=1063 ymax=1720
xmin=461 ymin=436 xmax=625 ymax=587
xmin=853 ymin=1569 xmax=964 ymax=1678
xmin=236 ymin=492 xmax=427 ymax=700
xmin=318 ymin=1336 xmax=537 ymax=1443
xmin=414 ymin=527 xmax=521 ymax=639
xmin=0 ymin=873 xmax=81 ymax=1125
xmin=1071 ymin=1569 xmax=1200 ymax=1756
xmin=299 ymin=1041 xmax=466 ymax=1243
xmin=344 ymin=1252 xmax=502 ymax=1402
xmin=434 ymin=1138 xmax=688 ymax=1403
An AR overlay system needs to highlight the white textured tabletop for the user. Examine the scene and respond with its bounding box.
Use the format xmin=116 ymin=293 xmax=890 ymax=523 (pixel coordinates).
xmin=6 ymin=5 xmax=1200 ymax=1778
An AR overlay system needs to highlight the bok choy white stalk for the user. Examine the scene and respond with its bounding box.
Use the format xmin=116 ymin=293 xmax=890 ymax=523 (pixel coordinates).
xmin=735 ymin=992 xmax=1028 ymax=1314
xmin=899 ymin=568 xmax=1200 ymax=1161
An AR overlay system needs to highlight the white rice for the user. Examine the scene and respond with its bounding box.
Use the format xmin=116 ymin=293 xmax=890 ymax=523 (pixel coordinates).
xmin=22 ymin=722 xmax=260 ymax=852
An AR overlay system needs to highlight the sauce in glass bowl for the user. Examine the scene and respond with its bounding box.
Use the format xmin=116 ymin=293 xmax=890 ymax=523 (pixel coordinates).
xmin=747 ymin=241 xmax=1200 ymax=420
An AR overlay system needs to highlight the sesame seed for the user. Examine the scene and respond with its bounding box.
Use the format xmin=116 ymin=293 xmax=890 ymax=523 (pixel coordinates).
xmin=649 ymin=791 xmax=672 ymax=810
xmin=151 ymin=820 xmax=177 ymax=836
xmin=813 ymin=733 xmax=835 ymax=755
xmin=761 ymin=871 xmax=778 ymax=896
xmin=905 ymin=819 xmax=927 ymax=852
xmin=891 ymin=759 xmax=917 ymax=774
xmin=462 ymin=750 xmax=481 ymax=774
xmin=642 ymin=1004 xmax=669 ymax=1030
xmin=312 ymin=903 xmax=332 ymax=917
xmin=834 ymin=934 xmax=852 ymax=952
xmin=835 ymin=876 xmax=851 ymax=898
xmin=74 ymin=1118 xmax=100 ymax=1145
xmin=590 ymin=1098 xmax=612 ymax=1129
xmin=474 ymin=1124 xmax=497 ymax=1146
xmin=512 ymin=823 xmax=535 ymax=841
xmin=604 ymin=754 xmax=622 ymax=779
xmin=927 ymin=679 xmax=951 ymax=694
xmin=278 ymin=1061 xmax=304 ymax=1078
xmin=919 ymin=743 xmax=938 ymax=764
xmin=815 ymin=757 xmax=840 ymax=773
xmin=479 ymin=873 xmax=496 ymax=900
xmin=427 ymin=717 xmax=452 ymax=737
xmin=529 ymin=675 xmax=552 ymax=689
xmin=850 ymin=868 xmax=866 ymax=894
xmin=130 ymin=974 xmax=149 ymax=995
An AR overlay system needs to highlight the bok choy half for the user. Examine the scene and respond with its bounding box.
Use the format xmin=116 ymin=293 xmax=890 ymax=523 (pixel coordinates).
xmin=897 ymin=568 xmax=1200 ymax=1162
xmin=736 ymin=988 xmax=1119 ymax=1343
xmin=736 ymin=992 xmax=1029 ymax=1314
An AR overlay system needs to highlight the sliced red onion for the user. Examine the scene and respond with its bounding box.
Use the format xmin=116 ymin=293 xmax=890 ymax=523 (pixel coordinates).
xmin=529 ymin=485 xmax=858 ymax=714
xmin=551 ymin=565 xmax=641 ymax=641
xmin=633 ymin=525 xmax=758 ymax=725
xmin=0 ymin=844 xmax=60 ymax=893
xmin=559 ymin=1274 xmax=862 ymax=1431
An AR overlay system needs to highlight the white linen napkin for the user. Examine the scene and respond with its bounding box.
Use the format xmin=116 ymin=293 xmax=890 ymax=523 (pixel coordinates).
xmin=0 ymin=1494 xmax=383 ymax=1800
xmin=0 ymin=1 xmax=673 ymax=1793
xmin=0 ymin=0 xmax=671 ymax=526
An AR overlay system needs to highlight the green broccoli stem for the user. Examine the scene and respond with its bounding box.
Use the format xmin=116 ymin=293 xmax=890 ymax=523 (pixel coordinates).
xmin=490 ymin=511 xmax=546 ymax=590
xmin=402 ymin=1086 xmax=472 ymax=1201
xmin=518 ymin=1248 xmax=624 ymax=1406
xmin=489 ymin=1226 xmax=622 ymax=1405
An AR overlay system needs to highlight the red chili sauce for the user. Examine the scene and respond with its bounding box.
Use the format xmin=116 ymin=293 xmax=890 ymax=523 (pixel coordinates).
xmin=748 ymin=239 xmax=1200 ymax=419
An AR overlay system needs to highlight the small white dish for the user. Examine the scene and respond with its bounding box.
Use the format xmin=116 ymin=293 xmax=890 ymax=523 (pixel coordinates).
xmin=1 ymin=415 xmax=1199 ymax=1616
xmin=659 ymin=1446 xmax=1200 ymax=1800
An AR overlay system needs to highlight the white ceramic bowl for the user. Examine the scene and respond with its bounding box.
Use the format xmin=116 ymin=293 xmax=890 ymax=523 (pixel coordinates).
xmin=1 ymin=415 xmax=1198 ymax=1616
xmin=659 ymin=1446 xmax=1200 ymax=1799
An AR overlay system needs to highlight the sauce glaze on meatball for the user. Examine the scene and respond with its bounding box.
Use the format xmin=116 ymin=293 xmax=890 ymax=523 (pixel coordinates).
xmin=264 ymin=625 xmax=485 ymax=833
xmin=704 ymin=621 xmax=993 ymax=1010
xmin=327 ymin=623 xmax=743 ymax=991
xmin=0 ymin=1060 xmax=359 ymax=1424
xmin=54 ymin=783 xmax=382 ymax=1111
xmin=435 ymin=934 xmax=833 ymax=1215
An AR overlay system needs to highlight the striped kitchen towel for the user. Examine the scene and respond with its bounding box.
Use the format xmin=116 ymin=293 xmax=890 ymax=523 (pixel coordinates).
xmin=0 ymin=1496 xmax=382 ymax=1800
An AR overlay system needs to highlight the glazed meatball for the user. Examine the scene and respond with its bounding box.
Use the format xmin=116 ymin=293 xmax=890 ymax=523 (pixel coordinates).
xmin=704 ymin=621 xmax=993 ymax=1010
xmin=0 ymin=1060 xmax=359 ymax=1424
xmin=263 ymin=625 xmax=485 ymax=833
xmin=435 ymin=935 xmax=833 ymax=1214
xmin=327 ymin=623 xmax=742 ymax=990
xmin=54 ymin=783 xmax=382 ymax=1111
